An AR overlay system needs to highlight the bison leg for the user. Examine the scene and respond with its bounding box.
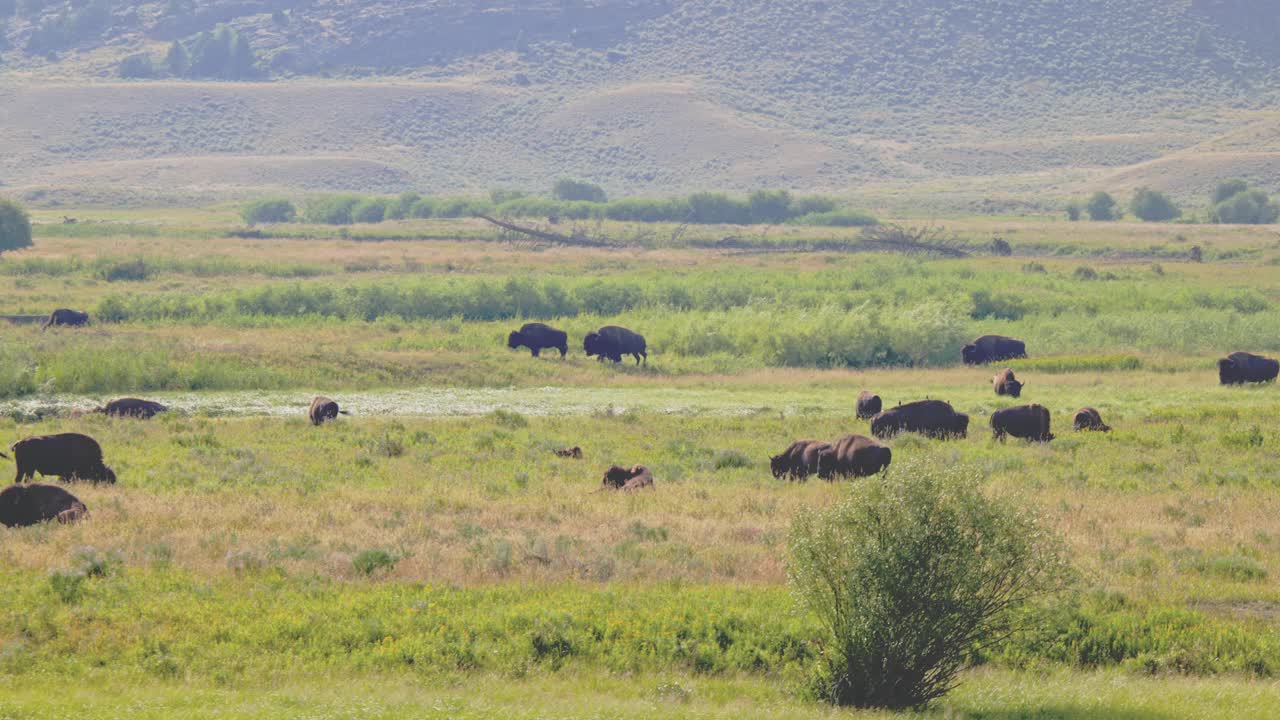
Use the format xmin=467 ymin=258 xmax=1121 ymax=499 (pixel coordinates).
xmin=558 ymin=346 xmax=567 ymax=359
xmin=530 ymin=347 xmax=541 ymax=358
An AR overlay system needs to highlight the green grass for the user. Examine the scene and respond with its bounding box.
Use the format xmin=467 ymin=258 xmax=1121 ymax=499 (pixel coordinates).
xmin=3 ymin=213 xmax=1280 ymax=715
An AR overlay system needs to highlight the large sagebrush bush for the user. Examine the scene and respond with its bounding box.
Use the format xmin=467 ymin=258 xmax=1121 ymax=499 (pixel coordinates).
xmin=788 ymin=460 xmax=1070 ymax=709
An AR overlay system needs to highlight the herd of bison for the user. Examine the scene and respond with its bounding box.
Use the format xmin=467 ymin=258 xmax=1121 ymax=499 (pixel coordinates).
xmin=3 ymin=311 xmax=1278 ymax=530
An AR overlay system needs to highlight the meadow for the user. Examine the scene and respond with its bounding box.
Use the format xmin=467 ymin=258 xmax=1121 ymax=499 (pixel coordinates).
xmin=1 ymin=211 xmax=1279 ymax=717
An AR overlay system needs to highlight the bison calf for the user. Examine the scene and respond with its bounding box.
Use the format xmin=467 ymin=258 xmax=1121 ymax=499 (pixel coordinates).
xmin=0 ymin=483 xmax=89 ymax=528
xmin=2 ymin=433 xmax=116 ymax=484
xmin=508 ymin=322 xmax=569 ymax=358
xmin=1218 ymin=351 xmax=1279 ymax=385
xmin=309 ymin=396 xmax=350 ymax=426
xmin=770 ymin=439 xmax=831 ymax=481
xmin=601 ymin=464 xmax=654 ymax=491
xmin=991 ymin=404 xmax=1054 ymax=442
xmin=1073 ymin=407 xmax=1111 ymax=433
xmin=992 ymin=368 xmax=1024 ymax=398
xmin=856 ymin=391 xmax=882 ymax=420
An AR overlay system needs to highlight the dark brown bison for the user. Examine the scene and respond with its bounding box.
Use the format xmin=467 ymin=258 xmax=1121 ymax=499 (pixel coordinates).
xmin=601 ymin=464 xmax=654 ymax=490
xmin=856 ymin=391 xmax=882 ymax=420
xmin=1218 ymin=352 xmax=1279 ymax=385
xmin=0 ymin=483 xmax=89 ymax=528
xmin=818 ymin=434 xmax=891 ymax=480
xmin=1 ymin=433 xmax=116 ymax=484
xmin=584 ymin=326 xmax=647 ymax=365
xmin=41 ymin=308 xmax=90 ymax=330
xmin=95 ymin=397 xmax=168 ymax=419
xmin=991 ymin=404 xmax=1054 ymax=442
xmin=962 ymin=335 xmax=1027 ymax=365
xmin=770 ymin=439 xmax=831 ymax=481
xmin=508 ymin=322 xmax=568 ymax=358
xmin=555 ymin=446 xmax=583 ymax=459
xmin=309 ymin=396 xmax=349 ymax=426
xmin=871 ymin=400 xmax=969 ymax=440
xmin=1073 ymin=407 xmax=1111 ymax=432
xmin=992 ymin=368 xmax=1024 ymax=398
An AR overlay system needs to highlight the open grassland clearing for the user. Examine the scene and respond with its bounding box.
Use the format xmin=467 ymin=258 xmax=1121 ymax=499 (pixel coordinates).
xmin=3 ymin=213 xmax=1280 ymax=715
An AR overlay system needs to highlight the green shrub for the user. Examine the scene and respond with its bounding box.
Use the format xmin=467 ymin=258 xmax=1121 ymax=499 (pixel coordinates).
xmin=241 ymin=198 xmax=297 ymax=225
xmin=552 ymin=179 xmax=607 ymax=203
xmin=352 ymin=549 xmax=399 ymax=576
xmin=1065 ymin=202 xmax=1082 ymax=221
xmin=1130 ymin=187 xmax=1180 ymax=222
xmin=687 ymin=192 xmax=751 ymax=224
xmin=1211 ymin=188 xmax=1278 ymax=225
xmin=304 ymin=195 xmax=362 ymax=225
xmin=351 ymin=198 xmax=388 ymax=224
xmin=1087 ymin=192 xmax=1120 ymax=221
xmin=434 ymin=197 xmax=492 ymax=218
xmin=603 ymin=197 xmax=690 ymax=223
xmin=0 ymin=197 xmax=32 ymax=253
xmin=96 ymin=258 xmax=151 ymax=282
xmin=788 ymin=461 xmax=1069 ymax=708
xmin=787 ymin=210 xmax=878 ymax=227
xmin=118 ymin=52 xmax=156 ymax=78
xmin=409 ymin=197 xmax=437 ymax=218
xmin=387 ymin=193 xmax=420 ymax=220
xmin=747 ymin=189 xmax=793 ymax=224
xmin=1212 ymin=179 xmax=1250 ymax=205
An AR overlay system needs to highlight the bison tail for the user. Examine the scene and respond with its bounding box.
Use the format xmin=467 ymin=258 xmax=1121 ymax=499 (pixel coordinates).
xmin=0 ymin=451 xmax=8 ymax=461
xmin=338 ymin=410 xmax=350 ymax=415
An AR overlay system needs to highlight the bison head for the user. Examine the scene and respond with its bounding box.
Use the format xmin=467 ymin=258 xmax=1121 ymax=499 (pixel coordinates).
xmin=98 ymin=465 xmax=117 ymax=484
xmin=583 ymin=332 xmax=601 ymax=357
xmin=961 ymin=344 xmax=979 ymax=364
xmin=601 ymin=465 xmax=632 ymax=489
xmin=1217 ymin=358 xmax=1238 ymax=385
xmin=507 ymin=331 xmax=523 ymax=350
xmin=769 ymin=453 xmax=789 ymax=479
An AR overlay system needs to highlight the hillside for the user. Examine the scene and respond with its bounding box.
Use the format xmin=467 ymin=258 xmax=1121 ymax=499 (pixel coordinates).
xmin=1 ymin=1 xmax=1278 ymax=209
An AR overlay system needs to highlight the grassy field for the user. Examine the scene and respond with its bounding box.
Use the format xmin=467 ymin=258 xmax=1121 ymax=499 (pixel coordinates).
xmin=1 ymin=213 xmax=1279 ymax=717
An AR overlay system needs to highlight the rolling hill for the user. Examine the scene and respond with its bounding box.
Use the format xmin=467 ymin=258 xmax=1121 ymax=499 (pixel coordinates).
xmin=1 ymin=0 xmax=1278 ymax=210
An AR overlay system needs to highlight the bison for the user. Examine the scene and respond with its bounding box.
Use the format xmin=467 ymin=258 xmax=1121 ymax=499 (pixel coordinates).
xmin=555 ymin=446 xmax=583 ymax=459
xmin=583 ymin=326 xmax=647 ymax=365
xmin=962 ymin=335 xmax=1027 ymax=365
xmin=1073 ymin=407 xmax=1111 ymax=433
xmin=0 ymin=483 xmax=89 ymax=528
xmin=992 ymin=368 xmax=1024 ymax=398
xmin=991 ymin=404 xmax=1054 ymax=442
xmin=41 ymin=308 xmax=89 ymax=330
xmin=871 ymin=399 xmax=969 ymax=440
xmin=770 ymin=439 xmax=832 ymax=481
xmin=856 ymin=390 xmax=882 ymax=420
xmin=1218 ymin=352 xmax=1279 ymax=385
xmin=95 ymin=397 xmax=168 ymax=419
xmin=508 ymin=322 xmax=568 ymax=358
xmin=1 ymin=433 xmax=116 ymax=484
xmin=818 ymin=434 xmax=891 ymax=480
xmin=601 ymin=464 xmax=654 ymax=491
xmin=309 ymin=396 xmax=349 ymax=426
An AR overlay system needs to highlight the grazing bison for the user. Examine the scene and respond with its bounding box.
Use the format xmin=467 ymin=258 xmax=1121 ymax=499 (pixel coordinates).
xmin=308 ymin=396 xmax=349 ymax=426
xmin=992 ymin=368 xmax=1024 ymax=398
xmin=770 ymin=439 xmax=831 ymax=481
xmin=1 ymin=433 xmax=116 ymax=484
xmin=1073 ymin=407 xmax=1111 ymax=433
xmin=818 ymin=434 xmax=891 ymax=480
xmin=856 ymin=391 xmax=882 ymax=420
xmin=1218 ymin=352 xmax=1279 ymax=385
xmin=583 ymin=326 xmax=647 ymax=365
xmin=871 ymin=399 xmax=969 ymax=440
xmin=508 ymin=322 xmax=568 ymax=358
xmin=95 ymin=397 xmax=168 ymax=419
xmin=991 ymin=404 xmax=1054 ymax=442
xmin=0 ymin=483 xmax=89 ymax=528
xmin=41 ymin=308 xmax=89 ymax=330
xmin=962 ymin=335 xmax=1027 ymax=365
xmin=601 ymin=464 xmax=654 ymax=491
xmin=555 ymin=446 xmax=583 ymax=459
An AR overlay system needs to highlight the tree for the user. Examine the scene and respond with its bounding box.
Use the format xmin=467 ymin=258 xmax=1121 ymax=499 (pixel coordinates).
xmin=1065 ymin=202 xmax=1082 ymax=221
xmin=788 ymin=460 xmax=1070 ymax=709
xmin=1129 ymin=187 xmax=1180 ymax=222
xmin=165 ymin=40 xmax=190 ymax=76
xmin=747 ymin=189 xmax=792 ymax=224
xmin=118 ymin=53 xmax=156 ymax=79
xmin=0 ymin=197 xmax=33 ymax=253
xmin=241 ymin=199 xmax=296 ymax=225
xmin=351 ymin=198 xmax=388 ymax=224
xmin=1211 ymin=187 xmax=1279 ymax=225
xmin=1212 ymin=179 xmax=1249 ymax=205
xmin=551 ymin=178 xmax=606 ymax=203
xmin=1086 ymin=191 xmax=1119 ymax=221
